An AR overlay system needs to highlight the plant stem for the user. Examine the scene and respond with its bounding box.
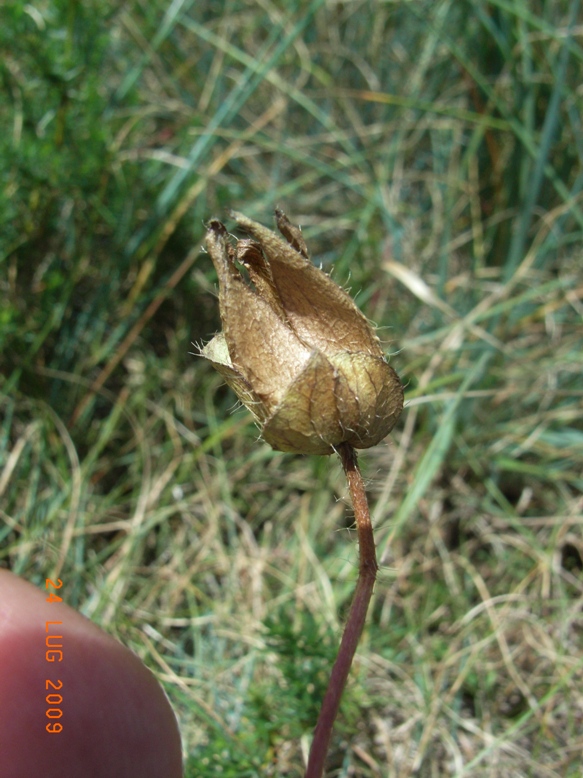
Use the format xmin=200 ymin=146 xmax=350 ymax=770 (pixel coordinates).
xmin=304 ymin=443 xmax=378 ymax=778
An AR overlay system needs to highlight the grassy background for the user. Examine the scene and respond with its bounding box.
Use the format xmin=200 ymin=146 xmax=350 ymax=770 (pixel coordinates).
xmin=2 ymin=0 xmax=583 ymax=775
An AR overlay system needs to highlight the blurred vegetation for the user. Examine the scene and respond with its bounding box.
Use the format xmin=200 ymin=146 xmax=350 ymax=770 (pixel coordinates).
xmin=1 ymin=0 xmax=582 ymax=776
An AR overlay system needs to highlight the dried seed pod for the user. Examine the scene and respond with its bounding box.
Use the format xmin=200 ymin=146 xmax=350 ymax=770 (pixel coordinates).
xmin=202 ymin=210 xmax=403 ymax=455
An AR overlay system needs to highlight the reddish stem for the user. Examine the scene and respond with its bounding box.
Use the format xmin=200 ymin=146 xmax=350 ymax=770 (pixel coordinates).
xmin=304 ymin=443 xmax=378 ymax=778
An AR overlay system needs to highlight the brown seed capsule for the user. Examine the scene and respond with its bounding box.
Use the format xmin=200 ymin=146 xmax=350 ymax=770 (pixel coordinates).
xmin=202 ymin=210 xmax=403 ymax=455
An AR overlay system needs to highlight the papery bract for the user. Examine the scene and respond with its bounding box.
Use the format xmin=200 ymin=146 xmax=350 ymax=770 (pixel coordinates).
xmin=202 ymin=210 xmax=403 ymax=455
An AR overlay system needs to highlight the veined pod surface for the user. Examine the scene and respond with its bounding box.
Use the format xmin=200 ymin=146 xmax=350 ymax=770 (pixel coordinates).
xmin=202 ymin=209 xmax=403 ymax=455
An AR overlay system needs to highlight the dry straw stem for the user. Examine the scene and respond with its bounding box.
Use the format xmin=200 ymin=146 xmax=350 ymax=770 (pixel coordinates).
xmin=305 ymin=442 xmax=378 ymax=778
